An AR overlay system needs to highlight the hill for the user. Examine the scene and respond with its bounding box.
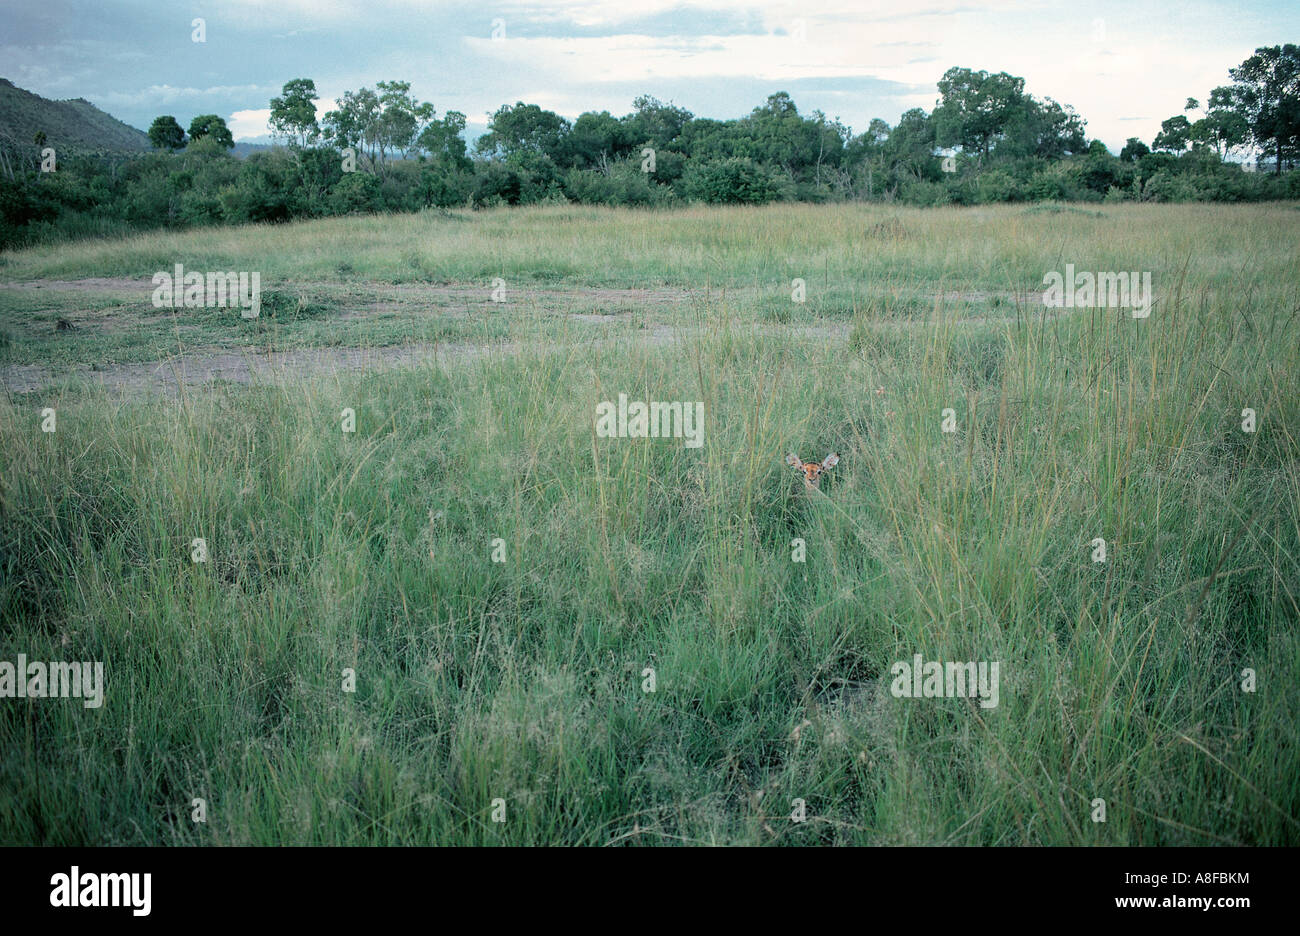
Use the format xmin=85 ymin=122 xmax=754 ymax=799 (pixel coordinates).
xmin=233 ymin=140 xmax=274 ymax=158
xmin=0 ymin=78 xmax=151 ymax=153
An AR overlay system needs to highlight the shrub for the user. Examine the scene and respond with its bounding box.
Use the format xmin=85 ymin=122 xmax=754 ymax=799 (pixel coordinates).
xmin=974 ymin=169 xmax=1021 ymax=203
xmin=420 ymin=163 xmax=473 ymax=208
xmin=682 ymin=157 xmax=780 ymax=204
xmin=897 ymin=178 xmax=951 ymax=206
xmin=1142 ymin=169 xmax=1202 ymax=202
xmin=564 ymin=162 xmax=672 ymax=206
xmin=327 ymin=171 xmax=383 ymax=215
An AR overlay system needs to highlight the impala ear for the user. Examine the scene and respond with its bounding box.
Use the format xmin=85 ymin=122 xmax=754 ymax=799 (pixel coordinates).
xmin=821 ymin=453 xmax=840 ymax=470
xmin=785 ymin=453 xmax=803 ymax=470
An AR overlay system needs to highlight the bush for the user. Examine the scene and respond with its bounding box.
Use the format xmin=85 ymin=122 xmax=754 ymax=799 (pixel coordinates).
xmin=564 ymin=162 xmax=672 ymax=206
xmin=177 ymin=188 xmax=224 ymax=224
xmin=897 ymin=178 xmax=951 ymax=206
xmin=471 ymin=160 xmax=524 ymax=207
xmin=1025 ymin=163 xmax=1076 ymax=201
xmin=682 ymin=157 xmax=781 ymax=204
xmin=291 ymin=146 xmax=346 ymax=216
xmin=974 ymin=169 xmax=1021 ymax=203
xmin=1141 ymin=169 xmax=1203 ymax=202
xmin=327 ymin=171 xmax=384 ymax=215
xmin=217 ymin=150 xmax=298 ymax=223
xmin=1076 ymin=153 xmax=1125 ymax=194
xmin=420 ymin=163 xmax=473 ymax=209
xmin=378 ymin=162 xmax=425 ymax=213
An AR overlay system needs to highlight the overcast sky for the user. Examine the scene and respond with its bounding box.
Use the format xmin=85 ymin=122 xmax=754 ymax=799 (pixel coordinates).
xmin=2 ymin=0 xmax=1295 ymax=152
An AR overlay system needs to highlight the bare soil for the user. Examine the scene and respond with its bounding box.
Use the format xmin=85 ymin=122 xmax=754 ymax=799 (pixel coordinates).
xmin=3 ymin=277 xmax=1062 ymax=395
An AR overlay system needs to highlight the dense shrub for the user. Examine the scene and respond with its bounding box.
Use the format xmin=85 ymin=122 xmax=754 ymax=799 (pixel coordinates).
xmin=897 ymin=178 xmax=952 ymax=206
xmin=327 ymin=171 xmax=383 ymax=215
xmin=564 ymin=162 xmax=673 ymax=206
xmin=0 ymin=117 xmax=1296 ymax=250
xmin=682 ymin=157 xmax=781 ymax=204
xmin=419 ymin=163 xmax=473 ymax=208
xmin=974 ymin=169 xmax=1022 ymax=203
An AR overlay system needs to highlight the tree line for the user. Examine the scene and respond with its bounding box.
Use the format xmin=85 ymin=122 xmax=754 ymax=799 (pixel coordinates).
xmin=2 ymin=45 xmax=1297 ymax=249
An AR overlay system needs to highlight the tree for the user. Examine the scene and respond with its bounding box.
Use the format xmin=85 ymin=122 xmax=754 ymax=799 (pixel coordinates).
xmin=1152 ymin=114 xmax=1192 ymax=152
xmin=322 ymin=88 xmax=380 ymax=163
xmin=1119 ymin=138 xmax=1150 ymax=162
xmin=742 ymin=92 xmax=846 ymax=185
xmin=417 ymin=110 xmax=470 ymax=169
xmin=375 ymin=81 xmax=434 ymax=162
xmin=476 ymin=102 xmax=570 ymax=161
xmin=560 ymin=111 xmax=633 ymax=171
xmin=416 ymin=110 xmax=472 ymax=208
xmin=269 ymin=79 xmax=320 ymax=148
xmin=1002 ymin=96 xmax=1087 ymax=159
xmin=1188 ymin=87 xmax=1248 ymax=157
xmin=808 ymin=110 xmax=851 ymax=189
xmin=148 ymin=116 xmax=187 ymax=151
xmin=680 ymin=117 xmax=755 ymax=163
xmin=187 ymin=115 xmax=234 ymax=150
xmin=627 ymin=95 xmax=693 ymax=150
xmin=932 ymin=67 xmax=1026 ymax=163
xmin=882 ymin=108 xmax=938 ymax=181
xmin=841 ymin=118 xmax=891 ymax=198
xmin=1226 ymin=44 xmax=1300 ymax=173
xmin=322 ymin=83 xmax=434 ymax=177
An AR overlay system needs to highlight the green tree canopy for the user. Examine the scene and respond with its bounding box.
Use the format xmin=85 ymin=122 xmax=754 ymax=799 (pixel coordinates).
xmin=932 ymin=67 xmax=1027 ymax=162
xmin=626 ymin=95 xmax=693 ymax=151
xmin=476 ymin=102 xmax=570 ymax=162
xmin=1226 ymin=44 xmax=1300 ymax=173
xmin=561 ymin=110 xmax=634 ymax=170
xmin=1119 ymin=137 xmax=1150 ymax=162
xmin=417 ymin=110 xmax=470 ymax=170
xmin=148 ymin=115 xmax=186 ymax=151
xmin=187 ymin=114 xmax=234 ymax=149
xmin=269 ymin=78 xmax=320 ymax=148
xmin=1153 ymin=115 xmax=1193 ymax=152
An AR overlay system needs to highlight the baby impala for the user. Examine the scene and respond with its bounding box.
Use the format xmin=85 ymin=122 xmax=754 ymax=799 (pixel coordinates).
xmin=785 ymin=452 xmax=840 ymax=490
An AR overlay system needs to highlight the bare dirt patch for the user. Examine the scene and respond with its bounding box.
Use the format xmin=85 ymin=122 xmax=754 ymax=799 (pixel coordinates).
xmin=0 ymin=343 xmax=517 ymax=396
xmin=0 ymin=278 xmax=1046 ymax=395
xmin=381 ymin=284 xmax=695 ymax=304
xmin=1 ymin=322 xmax=856 ymax=396
xmin=1 ymin=277 xmax=154 ymax=295
xmin=936 ymin=288 xmax=1043 ymax=306
xmin=569 ymin=312 xmax=632 ymax=324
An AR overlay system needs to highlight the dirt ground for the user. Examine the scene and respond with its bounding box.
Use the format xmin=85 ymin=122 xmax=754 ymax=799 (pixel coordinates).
xmin=1 ymin=343 xmax=485 ymax=395
xmin=1 ymin=277 xmax=1054 ymax=395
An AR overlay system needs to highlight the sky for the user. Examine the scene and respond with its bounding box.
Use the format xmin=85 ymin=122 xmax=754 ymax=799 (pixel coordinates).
xmin=1 ymin=0 xmax=1296 ymax=153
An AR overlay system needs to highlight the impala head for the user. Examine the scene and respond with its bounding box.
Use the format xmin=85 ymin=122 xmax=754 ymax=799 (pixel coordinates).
xmin=786 ymin=452 xmax=840 ymax=489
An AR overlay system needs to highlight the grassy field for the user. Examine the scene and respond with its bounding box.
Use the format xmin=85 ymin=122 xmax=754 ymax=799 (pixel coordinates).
xmin=1 ymin=201 xmax=1298 ymax=845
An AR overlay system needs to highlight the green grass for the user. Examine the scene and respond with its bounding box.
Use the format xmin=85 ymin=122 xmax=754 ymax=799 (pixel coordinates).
xmin=2 ymin=201 xmax=1295 ymax=290
xmin=1 ymin=201 xmax=1298 ymax=844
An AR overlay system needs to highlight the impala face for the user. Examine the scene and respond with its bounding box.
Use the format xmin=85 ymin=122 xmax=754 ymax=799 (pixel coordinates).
xmin=786 ymin=452 xmax=840 ymax=489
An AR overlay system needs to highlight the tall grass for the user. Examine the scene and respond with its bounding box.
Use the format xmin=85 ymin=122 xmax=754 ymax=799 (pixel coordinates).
xmin=0 ymin=203 xmax=1297 ymax=844
xmin=3 ymin=201 xmax=1297 ymax=293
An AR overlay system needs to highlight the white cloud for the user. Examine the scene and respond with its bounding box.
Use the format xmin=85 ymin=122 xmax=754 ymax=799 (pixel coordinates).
xmin=456 ymin=2 xmax=1277 ymax=147
xmin=97 ymin=84 xmax=270 ymax=109
xmin=228 ymin=108 xmax=272 ymax=139
xmin=5 ymin=0 xmax=1290 ymax=152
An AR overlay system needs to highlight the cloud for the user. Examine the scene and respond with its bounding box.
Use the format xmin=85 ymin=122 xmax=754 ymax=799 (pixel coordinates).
xmin=228 ymin=108 xmax=273 ymax=139
xmin=97 ymin=84 xmax=271 ymax=109
xmin=2 ymin=0 xmax=1296 ymax=151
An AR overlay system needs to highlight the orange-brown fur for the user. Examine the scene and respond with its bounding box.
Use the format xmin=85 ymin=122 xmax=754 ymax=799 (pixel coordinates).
xmin=786 ymin=452 xmax=840 ymax=490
